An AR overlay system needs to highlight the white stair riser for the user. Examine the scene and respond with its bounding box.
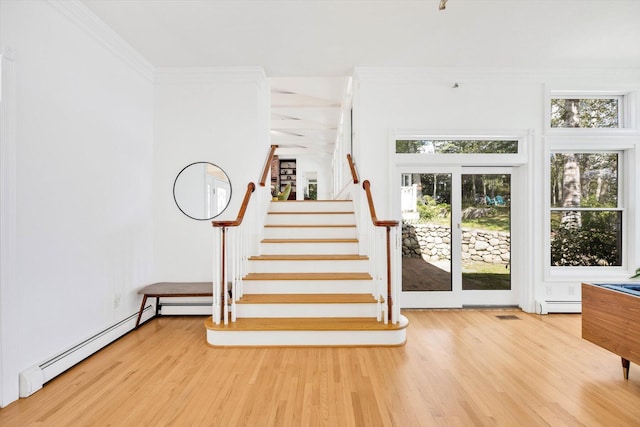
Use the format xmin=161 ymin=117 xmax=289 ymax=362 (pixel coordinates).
xmin=236 ymin=303 xmax=377 ymax=318
xmin=242 ymin=280 xmax=374 ymax=294
xmin=207 ymin=329 xmax=407 ymax=347
xmin=266 ymin=213 xmax=355 ymax=226
xmin=263 ymin=227 xmax=356 ymax=239
xmin=269 ymin=201 xmax=354 ymax=213
xmin=260 ymin=242 xmax=359 ymax=255
xmin=248 ymin=260 xmax=369 ymax=274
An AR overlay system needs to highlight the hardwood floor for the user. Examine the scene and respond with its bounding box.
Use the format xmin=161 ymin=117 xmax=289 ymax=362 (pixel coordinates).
xmin=1 ymin=310 xmax=639 ymax=426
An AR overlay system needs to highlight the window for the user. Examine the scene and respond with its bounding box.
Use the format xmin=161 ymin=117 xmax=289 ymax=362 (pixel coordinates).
xmin=396 ymin=139 xmax=518 ymax=154
xmin=549 ymin=152 xmax=622 ymax=267
xmin=546 ymin=91 xmax=635 ymax=274
xmin=551 ymin=96 xmax=622 ymax=128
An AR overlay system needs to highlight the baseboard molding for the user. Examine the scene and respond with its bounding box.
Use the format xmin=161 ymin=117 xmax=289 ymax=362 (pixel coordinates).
xmin=537 ymin=300 xmax=582 ymax=314
xmin=19 ymin=305 xmax=156 ymax=398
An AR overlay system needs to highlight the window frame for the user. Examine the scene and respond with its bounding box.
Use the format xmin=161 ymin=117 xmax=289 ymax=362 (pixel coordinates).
xmin=544 ymin=88 xmax=639 ymax=280
xmin=548 ymin=149 xmax=624 ymax=268
xmin=393 ymin=130 xmax=530 ymax=166
xmin=545 ymin=90 xmax=637 ymax=135
xmin=544 ymin=135 xmax=638 ymax=281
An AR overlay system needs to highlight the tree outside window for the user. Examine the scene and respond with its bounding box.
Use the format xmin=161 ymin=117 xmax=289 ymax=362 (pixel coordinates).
xmin=551 ymin=98 xmax=621 ymax=128
xmin=550 ymin=152 xmax=622 ymax=266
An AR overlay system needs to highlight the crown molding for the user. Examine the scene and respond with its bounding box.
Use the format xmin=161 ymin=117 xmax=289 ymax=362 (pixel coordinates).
xmin=47 ymin=0 xmax=154 ymax=81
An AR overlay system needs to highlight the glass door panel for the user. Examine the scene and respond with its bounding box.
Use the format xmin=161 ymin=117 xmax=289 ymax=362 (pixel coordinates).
xmin=401 ymin=173 xmax=453 ymax=292
xmin=461 ymin=173 xmax=511 ymax=291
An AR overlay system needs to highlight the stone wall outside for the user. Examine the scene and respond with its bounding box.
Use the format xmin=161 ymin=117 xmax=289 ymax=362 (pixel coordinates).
xmin=402 ymin=223 xmax=510 ymax=264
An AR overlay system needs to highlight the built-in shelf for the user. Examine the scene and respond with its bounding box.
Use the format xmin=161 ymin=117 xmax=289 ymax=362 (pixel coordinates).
xmin=279 ymin=159 xmax=296 ymax=200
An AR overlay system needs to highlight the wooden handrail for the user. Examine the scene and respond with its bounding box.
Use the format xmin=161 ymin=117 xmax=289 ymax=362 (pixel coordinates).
xmin=346 ymin=153 xmax=359 ymax=184
xmin=362 ymin=180 xmax=399 ymax=228
xmin=259 ymin=145 xmax=278 ymax=187
xmin=212 ymin=182 xmax=256 ymax=228
xmin=361 ymin=179 xmax=399 ymax=323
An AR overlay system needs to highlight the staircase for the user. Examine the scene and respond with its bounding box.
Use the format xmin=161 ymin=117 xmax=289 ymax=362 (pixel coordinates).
xmin=205 ymin=199 xmax=408 ymax=346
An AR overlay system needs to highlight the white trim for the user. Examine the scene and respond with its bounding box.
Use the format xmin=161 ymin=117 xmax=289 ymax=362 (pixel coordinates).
xmin=544 ymin=88 xmax=639 ymax=135
xmin=0 ymin=51 xmax=18 ymax=407
xmin=544 ymin=137 xmax=640 ymax=281
xmin=392 ymin=130 xmax=529 ymax=309
xmin=47 ymin=0 xmax=154 ymax=81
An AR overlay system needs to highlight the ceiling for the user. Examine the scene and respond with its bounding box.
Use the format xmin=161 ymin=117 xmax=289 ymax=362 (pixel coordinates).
xmin=81 ymin=0 xmax=640 ymax=155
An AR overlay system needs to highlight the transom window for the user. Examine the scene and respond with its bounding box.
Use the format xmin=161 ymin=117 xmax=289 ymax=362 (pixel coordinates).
xmin=550 ymin=94 xmax=624 ymax=128
xmin=396 ymin=139 xmax=518 ymax=154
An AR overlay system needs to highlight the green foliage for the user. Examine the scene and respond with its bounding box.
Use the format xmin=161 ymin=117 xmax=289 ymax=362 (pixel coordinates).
xmin=417 ymin=195 xmax=450 ymax=222
xmin=308 ymin=184 xmax=317 ymax=200
xmin=461 ymin=207 xmax=509 ymax=232
xmin=550 ymin=211 xmax=621 ymax=266
xmin=396 ymin=139 xmax=518 ymax=154
xmin=549 ymin=152 xmax=618 ymax=208
xmin=551 ymin=98 xmax=619 ymax=128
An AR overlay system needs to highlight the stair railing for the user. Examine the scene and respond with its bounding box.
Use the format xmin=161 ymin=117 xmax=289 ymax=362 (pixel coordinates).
xmin=212 ymin=182 xmax=256 ymax=324
xmin=259 ymin=144 xmax=278 ymax=187
xmin=347 ymin=154 xmax=400 ymax=324
xmin=211 ymin=145 xmax=277 ymax=325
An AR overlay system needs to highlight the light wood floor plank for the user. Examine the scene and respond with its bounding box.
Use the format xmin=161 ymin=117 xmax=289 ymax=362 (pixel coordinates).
xmin=1 ymin=310 xmax=640 ymax=426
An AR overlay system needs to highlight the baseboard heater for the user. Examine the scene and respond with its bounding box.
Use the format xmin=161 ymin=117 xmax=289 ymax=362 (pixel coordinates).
xmin=537 ymin=300 xmax=582 ymax=314
xmin=19 ymin=304 xmax=155 ymax=398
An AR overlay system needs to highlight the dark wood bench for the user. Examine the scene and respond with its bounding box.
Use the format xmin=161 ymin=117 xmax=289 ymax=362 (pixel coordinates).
xmin=136 ymin=282 xmax=213 ymax=328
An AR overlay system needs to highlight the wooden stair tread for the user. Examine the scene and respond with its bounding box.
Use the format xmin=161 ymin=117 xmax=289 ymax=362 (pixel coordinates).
xmin=243 ymin=272 xmax=372 ymax=280
xmin=237 ymin=294 xmax=377 ymax=304
xmin=261 ymin=238 xmax=358 ymax=243
xmin=205 ymin=317 xmax=407 ymax=331
xmin=248 ymin=254 xmax=368 ymax=261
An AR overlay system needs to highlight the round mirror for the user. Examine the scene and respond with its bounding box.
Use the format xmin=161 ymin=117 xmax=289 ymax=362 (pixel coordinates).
xmin=173 ymin=162 xmax=232 ymax=220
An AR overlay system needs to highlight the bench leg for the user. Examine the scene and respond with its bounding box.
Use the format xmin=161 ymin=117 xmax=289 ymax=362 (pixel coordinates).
xmin=135 ymin=295 xmax=148 ymax=329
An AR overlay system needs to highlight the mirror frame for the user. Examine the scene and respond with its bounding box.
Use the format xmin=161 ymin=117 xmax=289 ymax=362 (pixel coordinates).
xmin=172 ymin=161 xmax=232 ymax=221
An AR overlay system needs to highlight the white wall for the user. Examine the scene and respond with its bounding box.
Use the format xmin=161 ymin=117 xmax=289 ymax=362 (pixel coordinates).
xmin=153 ymin=68 xmax=269 ymax=281
xmin=0 ymin=1 xmax=154 ymax=406
xmin=353 ymin=68 xmax=640 ymax=312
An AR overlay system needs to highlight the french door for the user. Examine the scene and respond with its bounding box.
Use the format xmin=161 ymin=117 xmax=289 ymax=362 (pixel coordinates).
xmin=398 ymin=166 xmax=516 ymax=308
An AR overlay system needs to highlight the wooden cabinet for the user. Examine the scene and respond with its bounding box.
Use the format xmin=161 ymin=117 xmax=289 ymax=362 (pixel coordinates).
xmin=279 ymin=159 xmax=296 ymax=200
xmin=582 ymin=282 xmax=640 ymax=379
